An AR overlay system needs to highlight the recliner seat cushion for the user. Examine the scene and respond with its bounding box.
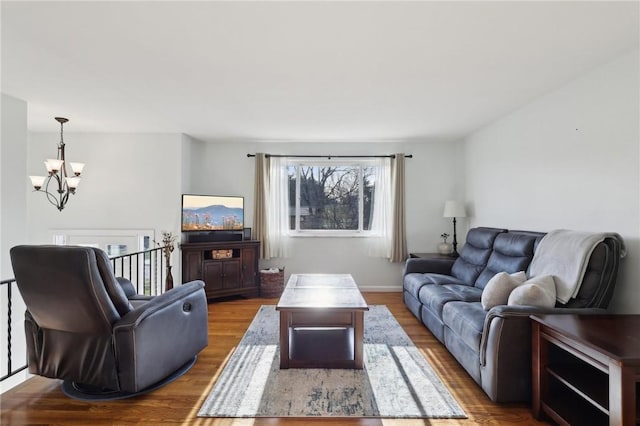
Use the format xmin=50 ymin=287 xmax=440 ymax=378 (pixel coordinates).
xmin=404 ymin=273 xmax=466 ymax=299
xmin=418 ymin=284 xmax=483 ymax=318
xmin=442 ymin=301 xmax=487 ymax=354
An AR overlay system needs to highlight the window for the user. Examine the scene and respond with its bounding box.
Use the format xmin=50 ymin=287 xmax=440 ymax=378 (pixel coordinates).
xmin=287 ymin=161 xmax=378 ymax=234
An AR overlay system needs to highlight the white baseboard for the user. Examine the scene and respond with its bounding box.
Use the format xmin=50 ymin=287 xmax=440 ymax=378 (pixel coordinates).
xmin=358 ymin=285 xmax=402 ymax=292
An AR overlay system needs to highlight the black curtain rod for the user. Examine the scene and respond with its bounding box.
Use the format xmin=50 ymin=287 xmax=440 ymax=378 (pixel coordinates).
xmin=246 ymin=154 xmax=413 ymax=159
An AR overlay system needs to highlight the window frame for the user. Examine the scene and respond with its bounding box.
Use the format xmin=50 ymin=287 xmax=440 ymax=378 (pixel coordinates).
xmin=287 ymin=159 xmax=377 ymax=237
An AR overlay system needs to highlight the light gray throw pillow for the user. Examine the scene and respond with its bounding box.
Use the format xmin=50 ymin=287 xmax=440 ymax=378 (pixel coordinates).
xmin=481 ymin=271 xmax=527 ymax=310
xmin=507 ymin=275 xmax=556 ymax=308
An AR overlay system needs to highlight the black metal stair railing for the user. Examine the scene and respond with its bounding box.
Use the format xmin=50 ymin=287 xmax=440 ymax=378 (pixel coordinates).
xmin=109 ymin=246 xmax=167 ymax=296
xmin=1 ymin=245 xmax=170 ymax=385
xmin=0 ymin=278 xmax=27 ymax=382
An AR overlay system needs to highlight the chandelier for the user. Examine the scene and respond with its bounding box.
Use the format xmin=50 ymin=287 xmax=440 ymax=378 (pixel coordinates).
xmin=29 ymin=117 xmax=85 ymax=211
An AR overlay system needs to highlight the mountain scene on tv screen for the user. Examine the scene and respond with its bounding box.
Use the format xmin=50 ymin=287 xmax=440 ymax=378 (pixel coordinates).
xmin=182 ymin=205 xmax=243 ymax=231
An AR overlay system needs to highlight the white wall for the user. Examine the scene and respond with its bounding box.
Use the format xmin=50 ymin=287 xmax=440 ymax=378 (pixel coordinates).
xmin=26 ymin=132 xmax=184 ymax=271
xmin=1 ymin=94 xmax=28 ymax=278
xmin=187 ymin=140 xmax=465 ymax=289
xmin=0 ymin=94 xmax=29 ymax=392
xmin=464 ymin=50 xmax=640 ymax=313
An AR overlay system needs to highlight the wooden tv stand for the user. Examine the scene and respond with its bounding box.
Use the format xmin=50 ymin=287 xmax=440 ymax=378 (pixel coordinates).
xmin=181 ymin=240 xmax=259 ymax=300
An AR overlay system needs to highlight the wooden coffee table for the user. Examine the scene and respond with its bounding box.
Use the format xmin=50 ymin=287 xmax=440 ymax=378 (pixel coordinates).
xmin=276 ymin=273 xmax=369 ymax=369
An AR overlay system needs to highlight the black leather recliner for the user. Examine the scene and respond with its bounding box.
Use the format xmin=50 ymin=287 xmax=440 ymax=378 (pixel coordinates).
xmin=10 ymin=245 xmax=209 ymax=399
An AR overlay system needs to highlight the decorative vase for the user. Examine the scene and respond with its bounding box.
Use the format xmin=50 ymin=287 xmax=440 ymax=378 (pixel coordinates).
xmin=165 ymin=265 xmax=174 ymax=292
xmin=438 ymin=242 xmax=453 ymax=255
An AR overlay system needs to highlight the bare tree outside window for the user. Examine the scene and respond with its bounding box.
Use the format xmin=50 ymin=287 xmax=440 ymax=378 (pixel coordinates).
xmin=288 ymin=163 xmax=376 ymax=232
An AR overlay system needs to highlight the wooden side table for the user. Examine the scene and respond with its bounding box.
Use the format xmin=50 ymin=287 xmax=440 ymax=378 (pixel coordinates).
xmin=409 ymin=252 xmax=455 ymax=259
xmin=531 ymin=314 xmax=640 ymax=426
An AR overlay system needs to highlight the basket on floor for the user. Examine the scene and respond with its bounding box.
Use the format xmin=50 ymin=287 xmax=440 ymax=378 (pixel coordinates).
xmin=260 ymin=268 xmax=285 ymax=298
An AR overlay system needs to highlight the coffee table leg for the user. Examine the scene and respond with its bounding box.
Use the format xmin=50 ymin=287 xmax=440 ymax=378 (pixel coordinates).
xmin=279 ymin=310 xmax=290 ymax=369
xmin=354 ymin=311 xmax=364 ymax=369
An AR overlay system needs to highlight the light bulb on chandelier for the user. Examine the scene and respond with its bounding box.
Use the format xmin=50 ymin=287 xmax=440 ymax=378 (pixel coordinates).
xmin=29 ymin=117 xmax=85 ymax=211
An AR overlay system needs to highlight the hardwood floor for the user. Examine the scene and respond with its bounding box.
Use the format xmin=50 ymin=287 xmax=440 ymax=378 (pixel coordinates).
xmin=0 ymin=292 xmax=549 ymax=425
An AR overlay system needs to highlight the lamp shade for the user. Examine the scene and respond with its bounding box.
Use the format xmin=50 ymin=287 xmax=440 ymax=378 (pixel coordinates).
xmin=70 ymin=162 xmax=85 ymax=176
xmin=29 ymin=175 xmax=46 ymax=189
xmin=443 ymin=200 xmax=466 ymax=218
xmin=45 ymin=159 xmax=64 ymax=173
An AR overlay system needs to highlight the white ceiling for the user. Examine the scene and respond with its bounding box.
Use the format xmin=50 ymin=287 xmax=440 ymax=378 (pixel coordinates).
xmin=2 ymin=1 xmax=638 ymax=142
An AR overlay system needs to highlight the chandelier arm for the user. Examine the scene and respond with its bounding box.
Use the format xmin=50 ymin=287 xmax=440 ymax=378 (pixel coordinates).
xmin=44 ymin=185 xmax=63 ymax=211
xmin=42 ymin=174 xmax=65 ymax=211
xmin=59 ymin=190 xmax=70 ymax=211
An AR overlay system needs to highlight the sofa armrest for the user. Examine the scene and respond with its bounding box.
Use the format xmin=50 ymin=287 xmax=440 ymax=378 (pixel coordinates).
xmin=113 ymin=280 xmax=208 ymax=392
xmin=403 ymin=257 xmax=455 ymax=276
xmin=478 ymin=304 xmax=606 ymax=402
xmin=480 ymin=305 xmax=606 ymax=365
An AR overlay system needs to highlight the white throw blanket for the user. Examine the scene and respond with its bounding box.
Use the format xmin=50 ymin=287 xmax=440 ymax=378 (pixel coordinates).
xmin=529 ymin=230 xmax=626 ymax=304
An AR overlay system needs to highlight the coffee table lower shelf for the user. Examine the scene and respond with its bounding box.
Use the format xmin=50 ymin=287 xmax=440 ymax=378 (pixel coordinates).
xmin=287 ymin=327 xmax=355 ymax=369
xmin=278 ymin=310 xmax=364 ymax=369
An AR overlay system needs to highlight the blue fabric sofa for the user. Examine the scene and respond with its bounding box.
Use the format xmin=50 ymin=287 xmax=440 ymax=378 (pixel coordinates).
xmin=403 ymin=227 xmax=622 ymax=402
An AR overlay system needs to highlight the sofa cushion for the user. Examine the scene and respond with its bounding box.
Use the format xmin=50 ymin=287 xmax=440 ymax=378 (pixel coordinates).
xmin=442 ymin=301 xmax=487 ymax=353
xmin=451 ymin=227 xmax=506 ymax=284
xmin=481 ymin=271 xmax=527 ymax=310
xmin=418 ymin=285 xmax=462 ymax=319
xmin=474 ymin=231 xmax=543 ymax=289
xmin=418 ymin=284 xmax=482 ymax=318
xmin=403 ymin=273 xmax=466 ymax=299
xmin=508 ymin=275 xmax=556 ymax=307
xmin=444 ymin=284 xmax=484 ymax=302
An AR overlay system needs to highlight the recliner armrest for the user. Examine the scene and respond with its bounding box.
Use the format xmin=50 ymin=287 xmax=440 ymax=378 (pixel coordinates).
xmin=112 ymin=280 xmax=208 ymax=392
xmin=116 ymin=277 xmax=137 ymax=298
xmin=403 ymin=257 xmax=455 ymax=276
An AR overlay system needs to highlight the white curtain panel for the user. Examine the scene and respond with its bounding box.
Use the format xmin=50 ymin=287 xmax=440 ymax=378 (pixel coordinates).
xmin=368 ymin=157 xmax=392 ymax=258
xmin=265 ymin=156 xmax=290 ymax=259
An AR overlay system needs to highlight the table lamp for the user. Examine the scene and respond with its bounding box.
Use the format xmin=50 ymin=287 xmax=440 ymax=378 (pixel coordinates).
xmin=443 ymin=201 xmax=466 ymax=257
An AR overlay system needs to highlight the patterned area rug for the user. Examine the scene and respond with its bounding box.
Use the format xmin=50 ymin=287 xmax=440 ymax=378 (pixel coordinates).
xmin=198 ymin=305 xmax=466 ymax=418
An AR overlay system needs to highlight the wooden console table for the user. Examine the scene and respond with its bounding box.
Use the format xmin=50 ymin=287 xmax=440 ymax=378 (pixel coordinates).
xmin=531 ymin=314 xmax=640 ymax=426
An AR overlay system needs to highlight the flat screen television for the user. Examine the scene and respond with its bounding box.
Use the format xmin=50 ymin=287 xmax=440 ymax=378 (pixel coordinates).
xmin=181 ymin=194 xmax=244 ymax=232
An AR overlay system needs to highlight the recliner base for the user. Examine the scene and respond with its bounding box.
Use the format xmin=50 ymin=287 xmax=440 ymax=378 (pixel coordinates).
xmin=61 ymin=355 xmax=197 ymax=401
